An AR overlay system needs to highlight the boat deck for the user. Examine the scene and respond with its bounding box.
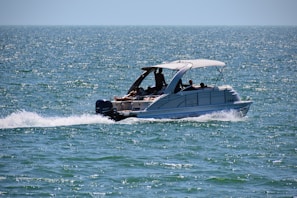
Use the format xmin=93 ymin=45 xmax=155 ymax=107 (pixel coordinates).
xmin=112 ymin=96 xmax=157 ymax=111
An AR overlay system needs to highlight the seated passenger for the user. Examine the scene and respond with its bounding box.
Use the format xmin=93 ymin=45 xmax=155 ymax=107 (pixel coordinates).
xmin=184 ymin=80 xmax=196 ymax=91
xmin=200 ymin=82 xmax=206 ymax=88
xmin=145 ymin=86 xmax=155 ymax=95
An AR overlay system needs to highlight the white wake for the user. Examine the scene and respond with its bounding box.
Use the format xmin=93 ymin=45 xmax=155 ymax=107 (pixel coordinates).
xmin=0 ymin=110 xmax=246 ymax=129
xmin=0 ymin=110 xmax=114 ymax=129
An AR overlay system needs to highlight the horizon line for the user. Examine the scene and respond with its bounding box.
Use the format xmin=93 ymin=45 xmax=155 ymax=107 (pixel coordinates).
xmin=1 ymin=24 xmax=296 ymax=27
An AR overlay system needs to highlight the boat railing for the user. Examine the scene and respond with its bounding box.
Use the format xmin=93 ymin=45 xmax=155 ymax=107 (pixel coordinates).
xmin=177 ymin=86 xmax=240 ymax=106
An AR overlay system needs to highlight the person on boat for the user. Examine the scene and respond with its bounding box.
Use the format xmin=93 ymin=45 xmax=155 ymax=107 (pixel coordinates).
xmin=184 ymin=80 xmax=196 ymax=91
xmin=154 ymin=68 xmax=167 ymax=91
xmin=200 ymin=82 xmax=206 ymax=88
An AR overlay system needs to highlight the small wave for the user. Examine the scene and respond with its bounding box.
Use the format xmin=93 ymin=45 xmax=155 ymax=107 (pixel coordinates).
xmin=0 ymin=110 xmax=114 ymax=129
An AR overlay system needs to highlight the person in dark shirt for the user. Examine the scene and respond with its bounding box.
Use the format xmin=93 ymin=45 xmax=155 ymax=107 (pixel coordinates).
xmin=184 ymin=80 xmax=196 ymax=91
xmin=154 ymin=68 xmax=167 ymax=91
xmin=200 ymin=82 xmax=206 ymax=88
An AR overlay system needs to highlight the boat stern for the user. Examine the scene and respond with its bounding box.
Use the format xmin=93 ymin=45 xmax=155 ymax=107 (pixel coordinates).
xmin=95 ymin=99 xmax=128 ymax=121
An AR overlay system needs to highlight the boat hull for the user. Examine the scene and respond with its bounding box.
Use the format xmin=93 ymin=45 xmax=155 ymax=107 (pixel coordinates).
xmin=117 ymin=101 xmax=252 ymax=120
xmin=96 ymin=89 xmax=253 ymax=121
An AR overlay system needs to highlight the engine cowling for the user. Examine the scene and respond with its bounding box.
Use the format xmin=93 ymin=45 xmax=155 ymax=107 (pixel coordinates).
xmin=96 ymin=99 xmax=127 ymax=121
xmin=95 ymin=99 xmax=113 ymax=115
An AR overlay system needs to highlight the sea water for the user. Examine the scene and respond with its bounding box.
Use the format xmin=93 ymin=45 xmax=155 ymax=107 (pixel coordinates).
xmin=0 ymin=26 xmax=296 ymax=197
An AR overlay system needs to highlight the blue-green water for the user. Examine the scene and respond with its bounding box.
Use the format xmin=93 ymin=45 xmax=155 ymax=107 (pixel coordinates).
xmin=0 ymin=26 xmax=296 ymax=197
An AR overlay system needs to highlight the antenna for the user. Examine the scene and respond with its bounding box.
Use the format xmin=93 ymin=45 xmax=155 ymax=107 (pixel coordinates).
xmin=214 ymin=66 xmax=225 ymax=86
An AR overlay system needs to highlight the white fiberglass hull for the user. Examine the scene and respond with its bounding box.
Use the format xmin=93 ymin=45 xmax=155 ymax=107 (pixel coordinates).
xmin=119 ymin=101 xmax=252 ymax=119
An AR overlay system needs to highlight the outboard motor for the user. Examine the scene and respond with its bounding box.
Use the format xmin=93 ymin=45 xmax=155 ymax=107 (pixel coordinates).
xmin=95 ymin=100 xmax=114 ymax=117
xmin=96 ymin=99 xmax=127 ymax=121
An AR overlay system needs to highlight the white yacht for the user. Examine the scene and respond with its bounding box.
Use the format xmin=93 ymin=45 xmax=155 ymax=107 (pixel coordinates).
xmin=96 ymin=59 xmax=252 ymax=121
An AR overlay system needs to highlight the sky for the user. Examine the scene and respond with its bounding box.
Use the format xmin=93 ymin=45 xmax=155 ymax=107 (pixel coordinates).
xmin=0 ymin=0 xmax=296 ymax=26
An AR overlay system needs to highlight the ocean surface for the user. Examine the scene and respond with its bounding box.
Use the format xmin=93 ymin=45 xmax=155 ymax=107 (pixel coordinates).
xmin=0 ymin=26 xmax=296 ymax=197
